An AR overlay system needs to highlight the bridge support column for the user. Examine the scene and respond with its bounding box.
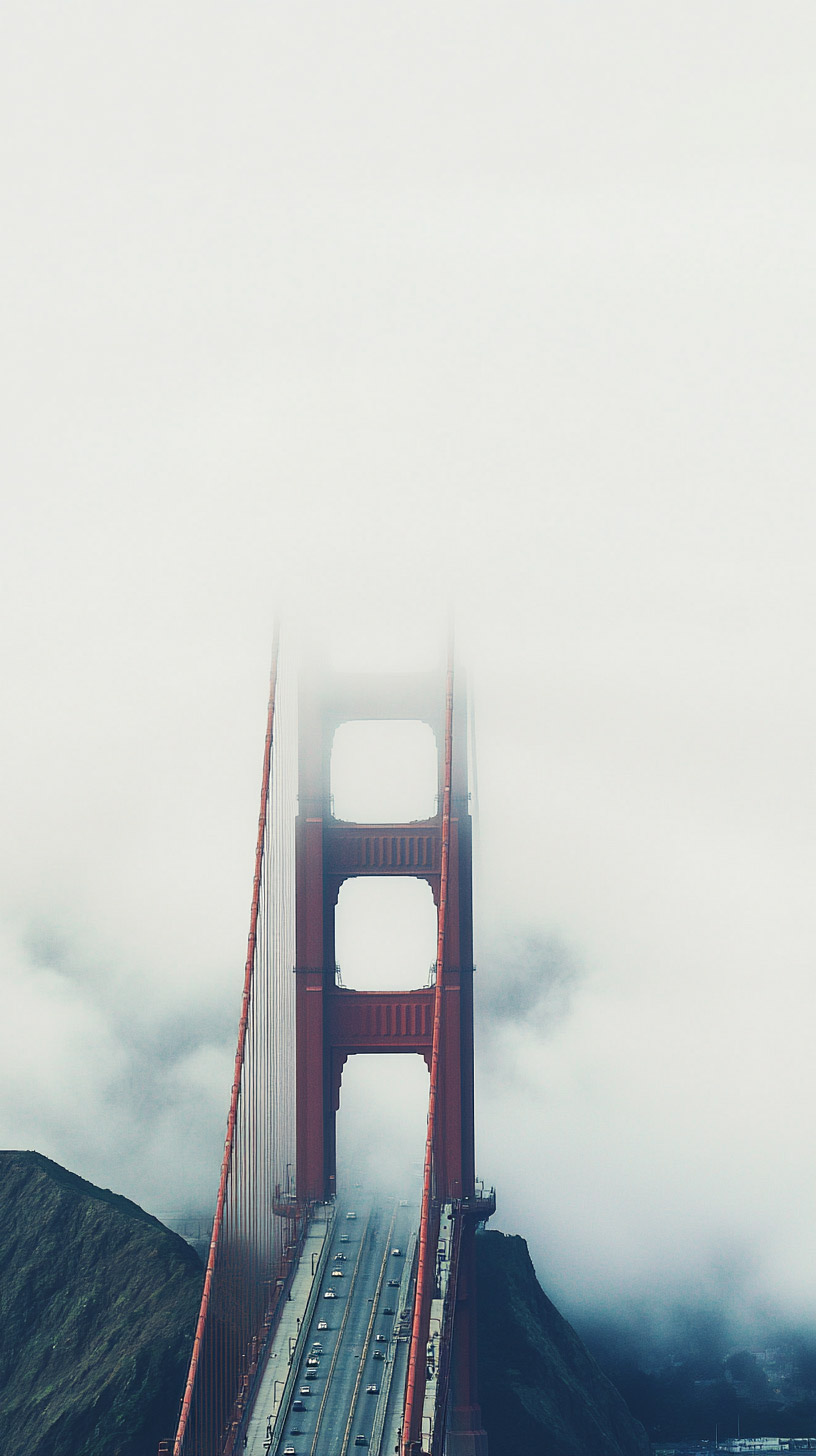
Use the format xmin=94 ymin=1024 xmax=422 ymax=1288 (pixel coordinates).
xmin=445 ymin=1214 xmax=488 ymax=1456
xmin=293 ymin=658 xmax=490 ymax=1452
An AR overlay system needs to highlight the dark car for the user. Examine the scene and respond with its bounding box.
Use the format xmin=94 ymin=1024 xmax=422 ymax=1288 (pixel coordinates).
xmin=292 ymin=1400 xmax=306 ymax=1412
xmin=387 ymin=1279 xmax=399 ymax=1287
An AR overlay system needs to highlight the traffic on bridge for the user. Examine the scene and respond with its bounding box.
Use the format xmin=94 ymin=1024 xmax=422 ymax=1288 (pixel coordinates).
xmin=245 ymin=1194 xmax=418 ymax=1456
xmin=165 ymin=637 xmax=491 ymax=1456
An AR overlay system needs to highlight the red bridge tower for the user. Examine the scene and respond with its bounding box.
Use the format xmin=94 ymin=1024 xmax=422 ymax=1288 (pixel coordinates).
xmin=295 ymin=661 xmax=489 ymax=1455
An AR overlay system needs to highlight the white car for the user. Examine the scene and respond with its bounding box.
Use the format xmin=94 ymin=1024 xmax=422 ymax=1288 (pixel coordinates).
xmin=323 ymin=1289 xmax=337 ymax=1299
xmin=317 ymin=1320 xmax=328 ymax=1331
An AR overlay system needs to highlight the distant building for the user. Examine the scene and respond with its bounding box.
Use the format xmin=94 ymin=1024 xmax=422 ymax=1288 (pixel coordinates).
xmin=715 ymin=1439 xmax=816 ymax=1452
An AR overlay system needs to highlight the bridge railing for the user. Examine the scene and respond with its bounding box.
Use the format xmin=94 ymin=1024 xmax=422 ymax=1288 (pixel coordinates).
xmin=421 ymin=1201 xmax=463 ymax=1456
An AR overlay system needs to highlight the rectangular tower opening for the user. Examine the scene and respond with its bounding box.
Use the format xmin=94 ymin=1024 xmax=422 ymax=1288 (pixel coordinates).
xmin=335 ymin=876 xmax=438 ymax=991
xmin=331 ymin=719 xmax=437 ymax=823
xmin=335 ymin=1052 xmax=429 ymax=1200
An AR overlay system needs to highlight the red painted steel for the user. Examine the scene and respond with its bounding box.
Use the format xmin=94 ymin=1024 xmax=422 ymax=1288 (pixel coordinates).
xmin=402 ymin=644 xmax=455 ymax=1454
xmin=172 ymin=635 xmax=280 ymax=1456
xmin=326 ymin=988 xmax=435 ymax=1048
xmin=171 ymin=635 xmax=487 ymax=1455
xmin=169 ymin=627 xmax=299 ymax=1456
xmin=323 ymin=821 xmax=441 ymax=877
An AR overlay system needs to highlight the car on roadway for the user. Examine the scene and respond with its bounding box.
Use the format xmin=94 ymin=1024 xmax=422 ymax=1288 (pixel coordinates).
xmin=383 ymin=1306 xmax=394 ymax=1315
xmin=375 ymin=1333 xmax=387 ymax=1342
xmin=305 ymin=1368 xmax=319 ymax=1379
xmin=299 ymin=1387 xmax=313 ymax=1396
xmin=306 ymin=1356 xmax=320 ymax=1366
xmin=373 ymin=1350 xmax=384 ymax=1361
xmin=317 ymin=1320 xmax=328 ymax=1330
xmin=339 ymin=1234 xmax=350 ymax=1242
xmin=292 ymin=1400 xmax=306 ymax=1412
xmin=283 ymin=1447 xmax=296 ymax=1455
xmin=346 ymin=1211 xmax=357 ymax=1219
xmin=333 ymin=1251 xmax=347 ymax=1260
xmin=366 ymin=1383 xmax=379 ymax=1393
xmin=391 ymin=1248 xmax=402 ymax=1256
xmin=387 ymin=1279 xmax=399 ymax=1287
xmin=331 ymin=1268 xmax=344 ymax=1277
xmin=323 ymin=1289 xmax=337 ymax=1299
xmin=355 ymin=1438 xmax=368 ymax=1447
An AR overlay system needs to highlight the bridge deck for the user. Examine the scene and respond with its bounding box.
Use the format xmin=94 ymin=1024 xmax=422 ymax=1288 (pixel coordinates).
xmin=247 ymin=1194 xmax=418 ymax=1456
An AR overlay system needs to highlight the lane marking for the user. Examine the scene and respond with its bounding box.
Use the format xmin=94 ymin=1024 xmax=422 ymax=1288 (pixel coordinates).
xmin=339 ymin=1204 xmax=399 ymax=1456
xmin=308 ymin=1207 xmax=372 ymax=1456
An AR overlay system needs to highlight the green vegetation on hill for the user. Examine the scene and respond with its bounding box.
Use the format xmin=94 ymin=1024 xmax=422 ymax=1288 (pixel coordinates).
xmin=476 ymin=1229 xmax=650 ymax=1456
xmin=0 ymin=1150 xmax=203 ymax=1456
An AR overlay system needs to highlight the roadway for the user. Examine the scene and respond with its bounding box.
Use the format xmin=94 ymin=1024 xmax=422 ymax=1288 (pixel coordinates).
xmin=273 ymin=1193 xmax=418 ymax=1456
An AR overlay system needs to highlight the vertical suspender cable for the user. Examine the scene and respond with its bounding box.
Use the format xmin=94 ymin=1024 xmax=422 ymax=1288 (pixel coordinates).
xmin=402 ymin=638 xmax=455 ymax=1455
xmin=173 ymin=627 xmax=280 ymax=1456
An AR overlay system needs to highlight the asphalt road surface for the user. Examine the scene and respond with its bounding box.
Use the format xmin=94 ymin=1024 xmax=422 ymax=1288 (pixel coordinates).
xmin=274 ymin=1193 xmax=418 ymax=1456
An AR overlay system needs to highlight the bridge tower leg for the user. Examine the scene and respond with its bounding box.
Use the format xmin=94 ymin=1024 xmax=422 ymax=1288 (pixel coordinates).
xmin=293 ymin=660 xmax=488 ymax=1453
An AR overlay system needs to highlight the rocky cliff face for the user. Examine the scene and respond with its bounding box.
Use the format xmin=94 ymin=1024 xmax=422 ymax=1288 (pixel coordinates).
xmin=0 ymin=1151 xmax=203 ymax=1456
xmin=476 ymin=1229 xmax=650 ymax=1456
xmin=0 ymin=1152 xmax=648 ymax=1456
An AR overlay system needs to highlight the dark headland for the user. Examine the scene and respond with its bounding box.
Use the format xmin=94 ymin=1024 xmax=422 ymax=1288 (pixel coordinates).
xmin=0 ymin=1150 xmax=648 ymax=1455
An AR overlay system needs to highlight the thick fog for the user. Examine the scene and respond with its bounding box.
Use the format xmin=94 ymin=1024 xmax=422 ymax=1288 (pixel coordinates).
xmin=2 ymin=3 xmax=816 ymax=1341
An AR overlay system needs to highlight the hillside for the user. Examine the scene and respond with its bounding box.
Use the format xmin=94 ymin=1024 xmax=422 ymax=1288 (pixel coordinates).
xmin=0 ymin=1150 xmax=203 ymax=1456
xmin=0 ymin=1152 xmax=648 ymax=1455
xmin=476 ymin=1229 xmax=650 ymax=1456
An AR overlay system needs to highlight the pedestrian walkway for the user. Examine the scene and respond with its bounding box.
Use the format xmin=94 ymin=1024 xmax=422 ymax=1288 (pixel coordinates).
xmin=244 ymin=1205 xmax=335 ymax=1455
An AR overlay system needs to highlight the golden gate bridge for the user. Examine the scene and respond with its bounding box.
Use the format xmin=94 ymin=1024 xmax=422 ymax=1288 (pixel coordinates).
xmin=160 ymin=629 xmax=494 ymax=1456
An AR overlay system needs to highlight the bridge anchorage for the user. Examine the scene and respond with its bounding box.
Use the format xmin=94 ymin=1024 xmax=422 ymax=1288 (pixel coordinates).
xmin=164 ymin=633 xmax=494 ymax=1456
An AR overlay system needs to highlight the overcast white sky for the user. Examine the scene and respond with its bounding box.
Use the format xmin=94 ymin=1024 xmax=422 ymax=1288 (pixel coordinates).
xmin=2 ymin=3 xmax=816 ymax=1336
